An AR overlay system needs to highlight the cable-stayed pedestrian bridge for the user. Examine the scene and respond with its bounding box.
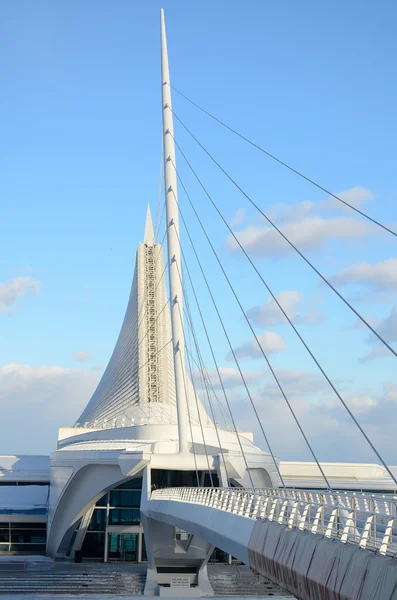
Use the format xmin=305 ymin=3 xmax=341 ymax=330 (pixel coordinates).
xmin=142 ymin=486 xmax=397 ymax=599
xmin=38 ymin=9 xmax=397 ymax=600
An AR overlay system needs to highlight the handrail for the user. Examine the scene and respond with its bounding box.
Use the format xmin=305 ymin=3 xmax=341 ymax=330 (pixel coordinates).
xmin=150 ymin=487 xmax=397 ymax=557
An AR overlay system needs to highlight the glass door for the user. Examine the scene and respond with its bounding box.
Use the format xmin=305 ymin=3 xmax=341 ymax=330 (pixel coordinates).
xmin=108 ymin=533 xmax=137 ymax=562
xmin=122 ymin=534 xmax=137 ymax=561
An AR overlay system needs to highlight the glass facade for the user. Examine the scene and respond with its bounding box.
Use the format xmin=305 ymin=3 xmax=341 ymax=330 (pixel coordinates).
xmin=0 ymin=522 xmax=46 ymax=554
xmin=108 ymin=533 xmax=138 ymax=561
xmin=151 ymin=469 xmax=219 ymax=490
xmin=81 ymin=476 xmax=143 ymax=562
xmin=80 ymin=470 xmax=229 ymax=563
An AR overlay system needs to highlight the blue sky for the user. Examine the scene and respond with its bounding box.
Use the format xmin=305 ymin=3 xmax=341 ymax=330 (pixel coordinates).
xmin=1 ymin=0 xmax=397 ymax=461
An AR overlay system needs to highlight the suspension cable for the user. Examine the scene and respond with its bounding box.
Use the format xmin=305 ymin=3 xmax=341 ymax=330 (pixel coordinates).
xmin=155 ymin=198 xmax=166 ymax=243
xmin=138 ymin=338 xmax=173 ymax=373
xmin=181 ymin=289 xmax=231 ymax=486
xmin=92 ymin=259 xmax=170 ymax=413
xmin=184 ymin=346 xmax=231 ymax=487
xmin=171 ymin=215 xmax=263 ymax=489
xmin=169 ymin=222 xmax=253 ymax=488
xmin=183 ymin=296 xmax=212 ymax=424
xmin=81 ymin=294 xmax=172 ymax=425
xmin=169 ymin=115 xmax=397 ymax=360
xmin=82 ymin=338 xmax=174 ymax=427
xmin=173 ymin=182 xmax=331 ymax=491
xmin=178 ymin=344 xmax=200 ymax=487
xmin=80 ymin=232 xmax=169 ymax=424
xmin=168 ymin=85 xmax=397 ymax=238
xmin=175 ymin=283 xmax=214 ymax=487
xmin=170 ymin=137 xmax=397 ymax=488
xmin=183 ymin=316 xmax=233 ymax=428
xmin=136 ymin=297 xmax=171 ymax=352
xmin=175 ymin=186 xmax=313 ymax=491
xmin=134 ymin=227 xmax=168 ymax=335
xmin=180 ymin=262 xmax=230 ymax=429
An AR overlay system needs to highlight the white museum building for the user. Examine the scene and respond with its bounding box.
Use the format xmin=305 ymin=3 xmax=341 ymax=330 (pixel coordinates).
xmin=1 ymin=13 xmax=397 ymax=596
xmin=1 ymin=209 xmax=396 ymax=569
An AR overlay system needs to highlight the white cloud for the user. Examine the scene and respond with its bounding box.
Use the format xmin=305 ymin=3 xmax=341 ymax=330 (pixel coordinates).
xmin=343 ymin=393 xmax=378 ymax=413
xmin=232 ymin=371 xmax=397 ymax=463
xmin=0 ymin=277 xmax=41 ymax=315
xmin=257 ymin=368 xmax=331 ymax=400
xmin=247 ymin=290 xmax=324 ymax=327
xmin=320 ymin=186 xmax=374 ymax=212
xmin=73 ymin=351 xmax=93 ymax=363
xmin=226 ymin=186 xmax=378 ymax=259
xmin=194 ymin=366 xmax=262 ymax=390
xmin=329 ymin=258 xmax=397 ymax=290
xmin=229 ymin=208 xmax=246 ymax=227
xmin=376 ymin=306 xmax=397 ymax=342
xmin=383 ymin=382 xmax=397 ymax=404
xmin=227 ymin=331 xmax=286 ymax=361
xmin=359 ymin=306 xmax=397 ymax=362
xmin=359 ymin=347 xmax=391 ymax=363
xmin=247 ymin=291 xmax=301 ymax=326
xmin=227 ymin=216 xmax=371 ymax=258
xmin=267 ymin=186 xmax=374 ymax=223
xmin=345 ymin=315 xmax=380 ymax=331
xmin=0 ymin=364 xmax=99 ymax=454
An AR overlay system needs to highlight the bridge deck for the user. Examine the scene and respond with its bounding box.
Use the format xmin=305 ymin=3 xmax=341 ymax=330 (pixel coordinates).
xmin=143 ymin=487 xmax=397 ymax=600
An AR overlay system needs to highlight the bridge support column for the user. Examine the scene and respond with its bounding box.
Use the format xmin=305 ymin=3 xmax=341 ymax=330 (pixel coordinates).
xmin=141 ymin=468 xmax=214 ymax=596
xmin=141 ymin=513 xmax=214 ymax=596
xmin=214 ymin=455 xmax=228 ymax=487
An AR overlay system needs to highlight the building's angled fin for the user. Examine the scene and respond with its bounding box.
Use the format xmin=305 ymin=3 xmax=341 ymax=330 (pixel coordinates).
xmin=144 ymin=205 xmax=155 ymax=245
xmin=74 ymin=199 xmax=212 ymax=429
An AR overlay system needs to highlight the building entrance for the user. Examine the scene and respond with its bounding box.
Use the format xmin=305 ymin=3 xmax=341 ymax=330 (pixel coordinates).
xmin=108 ymin=533 xmax=138 ymax=562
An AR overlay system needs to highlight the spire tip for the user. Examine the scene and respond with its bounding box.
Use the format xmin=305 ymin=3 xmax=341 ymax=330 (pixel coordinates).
xmin=144 ymin=205 xmax=155 ymax=245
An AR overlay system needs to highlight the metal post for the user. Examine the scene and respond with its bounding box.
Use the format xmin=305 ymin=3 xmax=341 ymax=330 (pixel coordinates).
xmin=160 ymin=8 xmax=189 ymax=453
xmin=138 ymin=532 xmax=142 ymax=563
xmin=104 ymin=491 xmax=110 ymax=563
xmin=104 ymin=532 xmax=109 ymax=563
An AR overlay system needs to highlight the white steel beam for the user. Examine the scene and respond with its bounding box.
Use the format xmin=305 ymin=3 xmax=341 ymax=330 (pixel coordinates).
xmin=160 ymin=8 xmax=189 ymax=453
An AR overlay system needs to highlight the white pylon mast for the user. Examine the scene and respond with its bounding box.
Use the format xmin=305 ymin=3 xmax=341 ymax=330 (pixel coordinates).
xmin=160 ymin=8 xmax=189 ymax=453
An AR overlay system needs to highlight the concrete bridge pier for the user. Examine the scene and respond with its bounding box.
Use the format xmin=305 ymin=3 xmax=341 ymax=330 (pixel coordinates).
xmin=141 ymin=469 xmax=214 ymax=596
xmin=142 ymin=513 xmax=214 ymax=596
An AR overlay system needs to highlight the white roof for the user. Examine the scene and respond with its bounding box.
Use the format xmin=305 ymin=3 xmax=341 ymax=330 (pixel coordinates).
xmin=280 ymin=460 xmax=397 ymax=491
xmin=0 ymin=455 xmax=50 ymax=482
xmin=0 ymin=485 xmax=48 ymax=511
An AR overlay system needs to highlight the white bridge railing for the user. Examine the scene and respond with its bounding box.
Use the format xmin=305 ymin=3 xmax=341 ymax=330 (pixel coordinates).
xmin=263 ymin=486 xmax=397 ymax=516
xmin=151 ymin=487 xmax=397 ymax=556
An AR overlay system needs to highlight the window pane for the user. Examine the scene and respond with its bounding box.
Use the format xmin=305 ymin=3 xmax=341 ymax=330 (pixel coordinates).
xmin=81 ymin=532 xmax=105 ymax=558
xmin=110 ymin=490 xmax=141 ymax=507
xmin=115 ymin=477 xmax=142 ymax=490
xmin=0 ymin=532 xmax=9 ymax=542
xmin=108 ymin=509 xmax=140 ymax=525
xmin=88 ymin=509 xmax=107 ymax=531
xmin=151 ymin=469 xmax=201 ymax=489
xmin=95 ymin=493 xmax=108 ymax=507
xmin=10 ymin=544 xmax=46 ymax=552
xmin=11 ymin=522 xmax=46 ymax=529
xmin=11 ymin=531 xmax=46 ymax=543
xmin=141 ymin=534 xmax=147 ymax=561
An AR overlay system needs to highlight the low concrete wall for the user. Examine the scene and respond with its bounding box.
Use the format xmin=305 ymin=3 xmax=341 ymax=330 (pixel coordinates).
xmin=248 ymin=519 xmax=397 ymax=600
